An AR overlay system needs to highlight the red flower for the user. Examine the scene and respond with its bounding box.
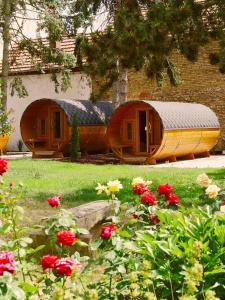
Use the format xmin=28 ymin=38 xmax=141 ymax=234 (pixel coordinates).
xmin=165 ymin=193 xmax=180 ymax=206
xmin=41 ymin=254 xmax=58 ymax=270
xmin=149 ymin=215 xmax=158 ymax=225
xmin=55 ymin=258 xmax=81 ymax=276
xmin=132 ymin=183 xmax=149 ymax=195
xmin=0 ymin=251 xmax=15 ymax=275
xmin=140 ymin=191 xmax=156 ymax=205
xmin=157 ymin=184 xmax=173 ymax=196
xmin=0 ymin=158 xmax=8 ymax=176
xmin=99 ymin=224 xmax=116 ymax=239
xmin=220 ymin=199 xmax=225 ymax=206
xmin=48 ymin=196 xmax=60 ymax=208
xmin=56 ymin=230 xmax=78 ymax=246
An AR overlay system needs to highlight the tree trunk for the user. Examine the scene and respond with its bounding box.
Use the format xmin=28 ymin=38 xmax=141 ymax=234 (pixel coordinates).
xmin=1 ymin=0 xmax=11 ymax=111
xmin=113 ymin=64 xmax=128 ymax=108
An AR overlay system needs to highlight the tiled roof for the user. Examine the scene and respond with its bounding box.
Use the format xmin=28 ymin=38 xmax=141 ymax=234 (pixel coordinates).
xmin=1 ymin=37 xmax=76 ymax=75
xmin=38 ymin=98 xmax=113 ymax=125
xmin=119 ymin=100 xmax=220 ymax=130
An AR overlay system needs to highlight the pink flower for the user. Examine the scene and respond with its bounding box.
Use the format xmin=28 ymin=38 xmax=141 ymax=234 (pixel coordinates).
xmin=157 ymin=184 xmax=173 ymax=196
xmin=140 ymin=191 xmax=156 ymax=205
xmin=41 ymin=254 xmax=58 ymax=270
xmin=55 ymin=258 xmax=81 ymax=276
xmin=0 ymin=158 xmax=8 ymax=176
xmin=149 ymin=215 xmax=158 ymax=225
xmin=0 ymin=251 xmax=15 ymax=275
xmin=132 ymin=183 xmax=149 ymax=195
xmin=165 ymin=193 xmax=180 ymax=206
xmin=99 ymin=224 xmax=116 ymax=239
xmin=56 ymin=230 xmax=78 ymax=246
xmin=48 ymin=196 xmax=60 ymax=208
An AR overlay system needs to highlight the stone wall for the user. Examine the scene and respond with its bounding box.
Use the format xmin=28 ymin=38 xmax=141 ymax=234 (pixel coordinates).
xmin=94 ymin=42 xmax=225 ymax=150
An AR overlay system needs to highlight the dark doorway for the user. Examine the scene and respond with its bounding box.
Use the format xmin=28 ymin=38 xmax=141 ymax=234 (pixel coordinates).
xmin=139 ymin=111 xmax=147 ymax=152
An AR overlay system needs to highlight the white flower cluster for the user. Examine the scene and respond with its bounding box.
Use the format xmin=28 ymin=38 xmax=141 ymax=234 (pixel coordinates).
xmin=196 ymin=173 xmax=220 ymax=199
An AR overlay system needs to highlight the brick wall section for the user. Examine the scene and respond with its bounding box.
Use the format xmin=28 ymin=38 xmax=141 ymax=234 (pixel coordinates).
xmin=93 ymin=42 xmax=225 ymax=150
xmin=127 ymin=43 xmax=225 ymax=150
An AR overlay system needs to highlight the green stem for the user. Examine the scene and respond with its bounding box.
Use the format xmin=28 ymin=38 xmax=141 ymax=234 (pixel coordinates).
xmin=11 ymin=206 xmax=26 ymax=281
xmin=168 ymin=270 xmax=175 ymax=300
xmin=109 ymin=275 xmax=113 ymax=299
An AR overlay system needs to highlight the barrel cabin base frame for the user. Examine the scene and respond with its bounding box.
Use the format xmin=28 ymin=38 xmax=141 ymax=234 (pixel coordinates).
xmin=20 ymin=99 xmax=113 ymax=158
xmin=107 ymin=101 xmax=220 ymax=165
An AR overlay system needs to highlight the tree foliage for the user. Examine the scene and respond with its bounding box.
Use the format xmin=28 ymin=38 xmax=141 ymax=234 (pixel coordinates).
xmin=71 ymin=0 xmax=225 ymax=99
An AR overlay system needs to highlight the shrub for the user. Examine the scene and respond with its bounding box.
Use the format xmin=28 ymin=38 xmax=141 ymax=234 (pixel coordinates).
xmin=70 ymin=113 xmax=80 ymax=161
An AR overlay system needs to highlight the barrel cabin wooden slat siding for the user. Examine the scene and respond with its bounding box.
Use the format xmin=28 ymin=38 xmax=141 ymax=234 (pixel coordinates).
xmin=20 ymin=99 xmax=113 ymax=158
xmin=107 ymin=100 xmax=220 ymax=164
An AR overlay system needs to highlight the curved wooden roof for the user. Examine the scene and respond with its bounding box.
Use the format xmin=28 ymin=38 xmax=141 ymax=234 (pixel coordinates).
xmin=28 ymin=98 xmax=113 ymax=125
xmin=117 ymin=100 xmax=220 ymax=129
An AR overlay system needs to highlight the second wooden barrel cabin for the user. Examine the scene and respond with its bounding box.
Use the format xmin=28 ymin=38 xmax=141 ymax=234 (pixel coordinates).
xmin=20 ymin=98 xmax=113 ymax=158
xmin=107 ymin=100 xmax=220 ymax=164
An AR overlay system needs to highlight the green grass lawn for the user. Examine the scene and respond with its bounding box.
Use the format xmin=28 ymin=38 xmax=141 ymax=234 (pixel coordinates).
xmin=4 ymin=159 xmax=225 ymax=208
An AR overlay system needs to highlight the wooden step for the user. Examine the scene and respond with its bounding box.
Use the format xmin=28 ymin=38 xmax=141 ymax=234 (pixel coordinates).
xmin=32 ymin=150 xmax=63 ymax=158
xmin=122 ymin=156 xmax=148 ymax=165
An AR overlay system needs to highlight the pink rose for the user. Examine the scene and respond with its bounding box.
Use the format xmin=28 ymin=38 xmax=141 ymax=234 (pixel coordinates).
xmin=0 ymin=251 xmax=15 ymax=275
xmin=99 ymin=224 xmax=116 ymax=239
xmin=55 ymin=258 xmax=81 ymax=276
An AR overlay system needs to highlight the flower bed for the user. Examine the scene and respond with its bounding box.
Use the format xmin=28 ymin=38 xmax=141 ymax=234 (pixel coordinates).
xmin=0 ymin=159 xmax=225 ymax=299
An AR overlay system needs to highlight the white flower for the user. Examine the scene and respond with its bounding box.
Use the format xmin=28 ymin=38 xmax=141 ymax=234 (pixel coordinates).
xmin=107 ymin=180 xmax=123 ymax=193
xmin=95 ymin=183 xmax=109 ymax=195
xmin=196 ymin=173 xmax=211 ymax=187
xmin=205 ymin=184 xmax=220 ymax=199
xmin=132 ymin=177 xmax=145 ymax=186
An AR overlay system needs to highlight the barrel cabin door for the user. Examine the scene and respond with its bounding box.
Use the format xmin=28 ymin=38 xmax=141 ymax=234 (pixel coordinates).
xmin=137 ymin=110 xmax=154 ymax=154
xmin=50 ymin=109 xmax=63 ymax=150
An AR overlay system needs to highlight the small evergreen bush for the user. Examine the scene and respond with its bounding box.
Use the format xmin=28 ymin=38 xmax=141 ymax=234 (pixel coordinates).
xmin=70 ymin=113 xmax=80 ymax=161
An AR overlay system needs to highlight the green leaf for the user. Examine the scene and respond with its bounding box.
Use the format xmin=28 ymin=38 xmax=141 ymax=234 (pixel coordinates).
xmin=90 ymin=238 xmax=103 ymax=251
xmin=73 ymin=239 xmax=88 ymax=247
xmin=20 ymin=282 xmax=38 ymax=294
xmin=119 ymin=230 xmax=131 ymax=238
xmin=27 ymin=245 xmax=46 ymax=255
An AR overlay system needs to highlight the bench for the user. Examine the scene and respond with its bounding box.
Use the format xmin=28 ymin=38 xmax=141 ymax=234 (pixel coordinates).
xmin=112 ymin=143 xmax=133 ymax=157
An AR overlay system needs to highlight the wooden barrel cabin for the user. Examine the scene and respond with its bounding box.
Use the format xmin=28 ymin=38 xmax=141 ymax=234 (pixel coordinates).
xmin=20 ymin=98 xmax=113 ymax=158
xmin=107 ymin=100 xmax=220 ymax=164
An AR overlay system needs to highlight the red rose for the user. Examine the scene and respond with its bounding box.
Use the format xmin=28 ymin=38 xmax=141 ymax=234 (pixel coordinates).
xmin=41 ymin=254 xmax=58 ymax=270
xmin=48 ymin=196 xmax=60 ymax=208
xmin=56 ymin=230 xmax=78 ymax=246
xmin=149 ymin=215 xmax=158 ymax=225
xmin=0 ymin=158 xmax=8 ymax=176
xmin=140 ymin=191 xmax=156 ymax=205
xmin=220 ymin=199 xmax=225 ymax=206
xmin=99 ymin=224 xmax=116 ymax=239
xmin=55 ymin=258 xmax=81 ymax=276
xmin=0 ymin=251 xmax=15 ymax=275
xmin=165 ymin=193 xmax=180 ymax=206
xmin=157 ymin=184 xmax=173 ymax=196
xmin=132 ymin=183 xmax=149 ymax=195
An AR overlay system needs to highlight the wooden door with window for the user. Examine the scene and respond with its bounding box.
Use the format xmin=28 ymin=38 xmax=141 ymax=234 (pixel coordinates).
xmin=137 ymin=110 xmax=149 ymax=153
xmin=51 ymin=109 xmax=63 ymax=149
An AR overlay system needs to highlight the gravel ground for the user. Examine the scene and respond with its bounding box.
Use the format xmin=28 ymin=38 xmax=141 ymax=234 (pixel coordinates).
xmin=146 ymin=155 xmax=225 ymax=168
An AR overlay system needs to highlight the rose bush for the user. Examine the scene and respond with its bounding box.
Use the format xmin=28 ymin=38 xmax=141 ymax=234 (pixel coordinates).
xmin=0 ymin=161 xmax=225 ymax=299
